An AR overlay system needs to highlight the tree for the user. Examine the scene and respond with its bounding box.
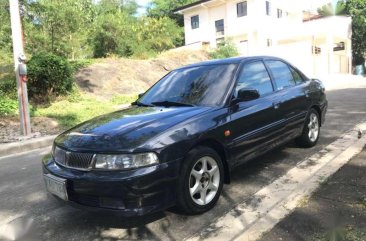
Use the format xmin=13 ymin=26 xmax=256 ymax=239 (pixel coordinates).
xmin=0 ymin=0 xmax=184 ymax=61
xmin=0 ymin=0 xmax=12 ymax=63
xmin=91 ymin=11 xmax=135 ymax=57
xmin=345 ymin=0 xmax=366 ymax=65
xmin=147 ymin=0 xmax=195 ymax=27
xmin=96 ymin=0 xmax=138 ymax=16
xmin=131 ymin=16 xmax=182 ymax=57
xmin=24 ymin=0 xmax=96 ymax=59
xmin=317 ymin=1 xmax=347 ymax=16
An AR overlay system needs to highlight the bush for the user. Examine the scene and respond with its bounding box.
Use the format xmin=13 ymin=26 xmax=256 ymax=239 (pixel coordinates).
xmin=0 ymin=96 xmax=18 ymax=116
xmin=0 ymin=75 xmax=17 ymax=99
xmin=27 ymin=53 xmax=73 ymax=103
xmin=210 ymin=40 xmax=239 ymax=59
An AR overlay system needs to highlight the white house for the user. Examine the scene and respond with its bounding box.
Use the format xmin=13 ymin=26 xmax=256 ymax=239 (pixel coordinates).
xmin=174 ymin=0 xmax=352 ymax=77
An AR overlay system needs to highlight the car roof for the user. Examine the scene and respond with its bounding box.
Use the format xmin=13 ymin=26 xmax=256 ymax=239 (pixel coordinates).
xmin=177 ymin=55 xmax=286 ymax=70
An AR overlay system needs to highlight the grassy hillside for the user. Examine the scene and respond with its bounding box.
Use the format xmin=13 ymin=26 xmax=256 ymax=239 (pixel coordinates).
xmin=75 ymin=49 xmax=210 ymax=99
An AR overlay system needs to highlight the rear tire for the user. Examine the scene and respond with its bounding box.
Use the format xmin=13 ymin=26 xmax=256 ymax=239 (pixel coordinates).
xmin=296 ymin=108 xmax=320 ymax=147
xmin=176 ymin=146 xmax=224 ymax=215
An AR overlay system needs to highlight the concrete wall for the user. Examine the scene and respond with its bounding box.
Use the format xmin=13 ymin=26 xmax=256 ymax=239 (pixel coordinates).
xmin=182 ymin=0 xmax=303 ymax=48
xmin=179 ymin=1 xmax=352 ymax=77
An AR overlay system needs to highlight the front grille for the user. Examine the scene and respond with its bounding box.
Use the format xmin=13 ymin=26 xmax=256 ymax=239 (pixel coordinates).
xmin=54 ymin=147 xmax=94 ymax=170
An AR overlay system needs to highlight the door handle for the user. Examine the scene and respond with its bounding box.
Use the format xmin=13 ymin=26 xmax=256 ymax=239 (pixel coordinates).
xmin=273 ymin=101 xmax=282 ymax=109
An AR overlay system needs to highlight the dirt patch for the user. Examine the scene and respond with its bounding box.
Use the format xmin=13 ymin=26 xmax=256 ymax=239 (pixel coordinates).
xmin=0 ymin=117 xmax=61 ymax=143
xmin=75 ymin=50 xmax=210 ymax=99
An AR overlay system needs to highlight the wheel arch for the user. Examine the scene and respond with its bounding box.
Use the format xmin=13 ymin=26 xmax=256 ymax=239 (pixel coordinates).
xmin=310 ymin=105 xmax=322 ymax=126
xmin=192 ymin=139 xmax=231 ymax=184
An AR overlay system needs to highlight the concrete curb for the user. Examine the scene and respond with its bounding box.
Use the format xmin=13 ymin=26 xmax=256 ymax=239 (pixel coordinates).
xmin=187 ymin=122 xmax=366 ymax=241
xmin=0 ymin=135 xmax=57 ymax=157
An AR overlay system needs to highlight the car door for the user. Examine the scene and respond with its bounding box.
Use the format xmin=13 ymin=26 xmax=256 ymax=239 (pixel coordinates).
xmin=227 ymin=60 xmax=286 ymax=165
xmin=264 ymin=60 xmax=310 ymax=139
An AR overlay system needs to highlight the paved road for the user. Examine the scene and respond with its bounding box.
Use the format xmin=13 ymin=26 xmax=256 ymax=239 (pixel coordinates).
xmin=1 ymin=87 xmax=366 ymax=241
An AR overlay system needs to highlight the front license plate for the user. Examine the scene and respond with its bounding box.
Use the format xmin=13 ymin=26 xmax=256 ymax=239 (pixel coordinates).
xmin=44 ymin=174 xmax=68 ymax=201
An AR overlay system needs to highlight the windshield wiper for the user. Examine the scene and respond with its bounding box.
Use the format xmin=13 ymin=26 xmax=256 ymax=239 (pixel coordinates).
xmin=151 ymin=100 xmax=194 ymax=107
xmin=131 ymin=101 xmax=155 ymax=107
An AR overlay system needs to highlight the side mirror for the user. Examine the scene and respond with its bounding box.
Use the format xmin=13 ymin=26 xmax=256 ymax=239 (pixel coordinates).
xmin=233 ymin=88 xmax=260 ymax=104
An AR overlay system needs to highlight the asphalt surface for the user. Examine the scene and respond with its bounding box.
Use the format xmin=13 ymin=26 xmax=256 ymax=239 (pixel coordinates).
xmin=1 ymin=87 xmax=366 ymax=241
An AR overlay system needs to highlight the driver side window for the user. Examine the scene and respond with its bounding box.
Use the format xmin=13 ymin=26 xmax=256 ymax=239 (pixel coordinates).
xmin=235 ymin=61 xmax=274 ymax=97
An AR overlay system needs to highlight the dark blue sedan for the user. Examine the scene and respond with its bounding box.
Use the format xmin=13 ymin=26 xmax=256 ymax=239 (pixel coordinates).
xmin=43 ymin=56 xmax=327 ymax=216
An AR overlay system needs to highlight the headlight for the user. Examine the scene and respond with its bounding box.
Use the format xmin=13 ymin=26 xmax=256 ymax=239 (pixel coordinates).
xmin=93 ymin=153 xmax=159 ymax=170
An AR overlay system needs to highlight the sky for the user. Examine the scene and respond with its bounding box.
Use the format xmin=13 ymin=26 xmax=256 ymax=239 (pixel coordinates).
xmin=136 ymin=0 xmax=152 ymax=15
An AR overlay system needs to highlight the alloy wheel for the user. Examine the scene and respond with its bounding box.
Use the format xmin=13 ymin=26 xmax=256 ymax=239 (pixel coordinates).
xmin=308 ymin=113 xmax=319 ymax=142
xmin=189 ymin=156 xmax=220 ymax=206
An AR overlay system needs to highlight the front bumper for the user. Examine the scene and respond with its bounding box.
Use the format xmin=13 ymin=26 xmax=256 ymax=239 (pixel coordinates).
xmin=42 ymin=158 xmax=181 ymax=216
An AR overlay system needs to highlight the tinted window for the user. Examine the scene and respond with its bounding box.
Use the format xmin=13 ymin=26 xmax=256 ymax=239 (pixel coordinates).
xmin=235 ymin=61 xmax=273 ymax=96
xmin=290 ymin=67 xmax=304 ymax=83
xmin=266 ymin=60 xmax=296 ymax=90
xmin=237 ymin=1 xmax=247 ymax=17
xmin=140 ymin=64 xmax=237 ymax=107
xmin=191 ymin=15 xmax=199 ymax=29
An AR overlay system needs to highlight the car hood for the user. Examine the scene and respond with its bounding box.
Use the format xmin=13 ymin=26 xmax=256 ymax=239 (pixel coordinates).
xmin=54 ymin=105 xmax=210 ymax=152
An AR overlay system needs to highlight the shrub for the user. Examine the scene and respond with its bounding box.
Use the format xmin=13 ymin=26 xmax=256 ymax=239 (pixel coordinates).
xmin=0 ymin=96 xmax=18 ymax=116
xmin=210 ymin=40 xmax=239 ymax=59
xmin=27 ymin=53 xmax=73 ymax=103
xmin=0 ymin=75 xmax=17 ymax=99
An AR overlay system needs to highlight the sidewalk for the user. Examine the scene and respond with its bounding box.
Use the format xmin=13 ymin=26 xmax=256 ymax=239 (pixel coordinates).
xmin=260 ymin=146 xmax=366 ymax=241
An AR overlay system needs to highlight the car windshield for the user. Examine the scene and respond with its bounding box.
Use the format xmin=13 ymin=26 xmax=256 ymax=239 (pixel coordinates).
xmin=138 ymin=64 xmax=237 ymax=107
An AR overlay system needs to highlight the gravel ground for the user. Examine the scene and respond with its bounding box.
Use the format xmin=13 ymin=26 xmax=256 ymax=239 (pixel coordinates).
xmin=0 ymin=117 xmax=60 ymax=143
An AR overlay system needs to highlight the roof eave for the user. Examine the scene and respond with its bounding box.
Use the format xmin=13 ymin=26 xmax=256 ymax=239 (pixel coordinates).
xmin=173 ymin=0 xmax=213 ymax=14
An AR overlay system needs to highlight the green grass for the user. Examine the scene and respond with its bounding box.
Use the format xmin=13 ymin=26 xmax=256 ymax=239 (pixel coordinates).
xmin=32 ymin=93 xmax=138 ymax=129
xmin=111 ymin=94 xmax=138 ymax=105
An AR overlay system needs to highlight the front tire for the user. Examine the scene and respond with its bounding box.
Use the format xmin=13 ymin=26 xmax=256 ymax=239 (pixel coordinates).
xmin=177 ymin=146 xmax=224 ymax=214
xmin=296 ymin=108 xmax=320 ymax=147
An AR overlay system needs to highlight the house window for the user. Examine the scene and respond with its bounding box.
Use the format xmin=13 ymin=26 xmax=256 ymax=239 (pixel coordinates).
xmin=312 ymin=46 xmax=321 ymax=54
xmin=266 ymin=1 xmax=271 ymax=16
xmin=215 ymin=19 xmax=224 ymax=36
xmin=216 ymin=37 xmax=225 ymax=46
xmin=191 ymin=15 xmax=199 ymax=29
xmin=237 ymin=1 xmax=247 ymax=17
xmin=277 ymin=9 xmax=282 ymax=18
xmin=333 ymin=42 xmax=345 ymax=51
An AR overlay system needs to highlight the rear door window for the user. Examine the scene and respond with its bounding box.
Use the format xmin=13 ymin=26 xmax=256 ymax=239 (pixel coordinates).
xmin=266 ymin=60 xmax=296 ymax=90
xmin=289 ymin=67 xmax=304 ymax=84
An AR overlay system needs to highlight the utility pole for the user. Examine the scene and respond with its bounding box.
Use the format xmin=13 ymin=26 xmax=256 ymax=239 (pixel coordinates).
xmin=9 ymin=0 xmax=31 ymax=136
